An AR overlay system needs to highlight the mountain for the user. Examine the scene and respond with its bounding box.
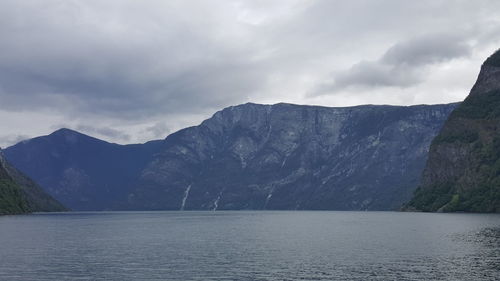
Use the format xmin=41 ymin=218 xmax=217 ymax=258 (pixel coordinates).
xmin=4 ymin=129 xmax=163 ymax=211
xmin=126 ymin=102 xmax=456 ymax=211
xmin=406 ymin=49 xmax=500 ymax=212
xmin=5 ymin=103 xmax=456 ymax=211
xmin=0 ymin=149 xmax=65 ymax=215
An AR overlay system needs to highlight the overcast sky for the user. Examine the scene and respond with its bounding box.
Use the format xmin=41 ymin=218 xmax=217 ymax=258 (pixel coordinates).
xmin=1 ymin=0 xmax=499 ymax=147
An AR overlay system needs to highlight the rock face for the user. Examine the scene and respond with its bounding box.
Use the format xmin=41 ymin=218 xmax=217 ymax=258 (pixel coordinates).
xmin=5 ymin=103 xmax=456 ymax=211
xmin=4 ymin=129 xmax=162 ymax=210
xmin=406 ymin=49 xmax=500 ymax=212
xmin=0 ymin=150 xmax=65 ymax=215
xmin=128 ymin=102 xmax=456 ymax=211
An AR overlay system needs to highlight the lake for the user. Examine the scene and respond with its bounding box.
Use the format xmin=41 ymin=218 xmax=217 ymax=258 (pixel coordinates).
xmin=0 ymin=211 xmax=499 ymax=280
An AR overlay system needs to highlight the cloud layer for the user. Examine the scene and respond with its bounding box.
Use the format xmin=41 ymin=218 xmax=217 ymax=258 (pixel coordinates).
xmin=314 ymin=33 xmax=473 ymax=94
xmin=1 ymin=0 xmax=500 ymax=146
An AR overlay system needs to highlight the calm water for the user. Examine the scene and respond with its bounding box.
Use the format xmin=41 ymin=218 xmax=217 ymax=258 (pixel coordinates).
xmin=0 ymin=211 xmax=499 ymax=281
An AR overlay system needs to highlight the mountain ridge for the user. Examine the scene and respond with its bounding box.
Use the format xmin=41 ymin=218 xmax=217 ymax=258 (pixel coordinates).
xmin=5 ymin=129 xmax=163 ymax=210
xmin=129 ymin=102 xmax=457 ymax=211
xmin=5 ymin=102 xmax=458 ymax=211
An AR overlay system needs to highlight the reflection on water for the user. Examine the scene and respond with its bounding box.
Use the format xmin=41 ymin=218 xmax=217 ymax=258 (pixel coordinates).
xmin=469 ymin=227 xmax=500 ymax=245
xmin=451 ymin=227 xmax=500 ymax=274
xmin=0 ymin=211 xmax=499 ymax=281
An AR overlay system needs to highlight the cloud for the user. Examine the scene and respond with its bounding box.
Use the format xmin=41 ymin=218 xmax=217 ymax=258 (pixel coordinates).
xmin=0 ymin=134 xmax=30 ymax=149
xmin=142 ymin=122 xmax=172 ymax=140
xmin=74 ymin=125 xmax=131 ymax=142
xmin=0 ymin=0 xmax=499 ymax=145
xmin=0 ymin=0 xmax=271 ymax=120
xmin=313 ymin=33 xmax=473 ymax=95
xmin=382 ymin=34 xmax=472 ymax=66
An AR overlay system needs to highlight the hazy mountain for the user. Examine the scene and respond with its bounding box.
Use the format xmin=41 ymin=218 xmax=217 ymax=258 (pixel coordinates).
xmin=4 ymin=129 xmax=162 ymax=210
xmin=406 ymin=49 xmax=500 ymax=212
xmin=0 ymin=149 xmax=65 ymax=215
xmin=127 ymin=102 xmax=456 ymax=211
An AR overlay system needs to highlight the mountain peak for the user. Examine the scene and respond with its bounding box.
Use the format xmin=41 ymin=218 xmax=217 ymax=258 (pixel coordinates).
xmin=46 ymin=128 xmax=92 ymax=145
xmin=47 ymin=128 xmax=115 ymax=145
xmin=467 ymin=49 xmax=500 ymax=98
xmin=51 ymin=128 xmax=82 ymax=136
xmin=484 ymin=48 xmax=500 ymax=67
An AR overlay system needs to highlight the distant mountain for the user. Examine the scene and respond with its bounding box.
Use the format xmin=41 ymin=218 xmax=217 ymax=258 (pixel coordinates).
xmin=6 ymin=103 xmax=456 ymax=211
xmin=4 ymin=129 xmax=162 ymax=210
xmin=0 ymin=149 xmax=65 ymax=215
xmin=406 ymin=49 xmax=500 ymax=212
xmin=128 ymin=102 xmax=456 ymax=211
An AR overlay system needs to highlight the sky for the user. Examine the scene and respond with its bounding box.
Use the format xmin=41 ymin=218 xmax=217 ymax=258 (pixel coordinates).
xmin=1 ymin=0 xmax=500 ymax=147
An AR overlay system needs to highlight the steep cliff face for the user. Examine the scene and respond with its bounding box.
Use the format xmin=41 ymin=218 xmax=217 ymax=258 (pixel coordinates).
xmin=4 ymin=129 xmax=162 ymax=211
xmin=127 ymin=102 xmax=456 ymax=211
xmin=406 ymin=50 xmax=500 ymax=212
xmin=6 ymin=104 xmax=456 ymax=211
xmin=0 ymin=150 xmax=65 ymax=215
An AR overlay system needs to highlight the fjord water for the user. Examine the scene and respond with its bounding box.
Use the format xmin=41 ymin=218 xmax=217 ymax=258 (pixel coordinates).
xmin=0 ymin=212 xmax=499 ymax=281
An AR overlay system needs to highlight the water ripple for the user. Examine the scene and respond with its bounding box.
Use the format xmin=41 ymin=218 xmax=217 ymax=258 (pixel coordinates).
xmin=0 ymin=211 xmax=499 ymax=281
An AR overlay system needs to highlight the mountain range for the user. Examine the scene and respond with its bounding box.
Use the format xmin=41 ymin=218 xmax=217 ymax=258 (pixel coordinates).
xmin=4 ymin=50 xmax=499 ymax=213
xmin=5 ymin=103 xmax=456 ymax=211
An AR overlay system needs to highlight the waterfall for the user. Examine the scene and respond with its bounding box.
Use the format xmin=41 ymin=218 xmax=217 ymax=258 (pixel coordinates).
xmin=212 ymin=192 xmax=222 ymax=211
xmin=180 ymin=184 xmax=191 ymax=211
xmin=264 ymin=191 xmax=273 ymax=209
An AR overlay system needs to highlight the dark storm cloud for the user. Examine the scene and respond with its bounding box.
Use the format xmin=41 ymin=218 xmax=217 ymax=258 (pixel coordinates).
xmin=313 ymin=34 xmax=473 ymax=95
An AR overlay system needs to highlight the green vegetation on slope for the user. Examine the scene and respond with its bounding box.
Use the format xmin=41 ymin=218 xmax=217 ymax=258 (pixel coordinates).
xmin=451 ymin=89 xmax=500 ymax=120
xmin=406 ymin=50 xmax=500 ymax=213
xmin=409 ymin=179 xmax=500 ymax=212
xmin=407 ymin=116 xmax=500 ymax=212
xmin=0 ymin=150 xmax=66 ymax=215
xmin=0 ymin=179 xmax=31 ymax=215
xmin=6 ymin=165 xmax=68 ymax=212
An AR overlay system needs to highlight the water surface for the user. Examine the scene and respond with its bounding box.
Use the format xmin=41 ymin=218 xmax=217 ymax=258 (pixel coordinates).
xmin=0 ymin=211 xmax=499 ymax=280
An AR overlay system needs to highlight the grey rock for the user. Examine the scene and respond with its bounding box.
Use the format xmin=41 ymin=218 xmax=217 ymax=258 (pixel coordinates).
xmin=5 ymin=103 xmax=456 ymax=211
xmin=128 ymin=102 xmax=457 ymax=211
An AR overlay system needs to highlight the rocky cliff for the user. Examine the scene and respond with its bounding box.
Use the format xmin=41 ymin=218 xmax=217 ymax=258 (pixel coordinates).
xmin=6 ymin=103 xmax=456 ymax=211
xmin=406 ymin=49 xmax=500 ymax=212
xmin=127 ymin=102 xmax=456 ymax=211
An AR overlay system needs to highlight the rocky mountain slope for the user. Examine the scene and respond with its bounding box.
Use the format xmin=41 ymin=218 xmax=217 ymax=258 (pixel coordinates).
xmin=127 ymin=102 xmax=456 ymax=211
xmin=6 ymin=103 xmax=456 ymax=211
xmin=0 ymin=149 xmax=65 ymax=215
xmin=406 ymin=49 xmax=500 ymax=212
xmin=4 ymin=129 xmax=162 ymax=210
